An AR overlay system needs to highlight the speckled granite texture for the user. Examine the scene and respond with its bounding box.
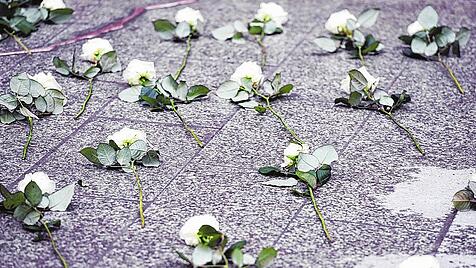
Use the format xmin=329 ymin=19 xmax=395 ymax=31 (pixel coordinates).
xmin=0 ymin=0 xmax=475 ymax=267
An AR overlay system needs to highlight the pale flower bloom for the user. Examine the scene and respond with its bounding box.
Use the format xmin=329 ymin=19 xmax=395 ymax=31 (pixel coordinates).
xmin=407 ymin=21 xmax=425 ymax=35
xmin=122 ymin=59 xmax=157 ymax=86
xmin=325 ymin=9 xmax=357 ymax=34
xmin=17 ymin=172 xmax=56 ymax=195
xmin=80 ymin=38 xmax=114 ymax=63
xmin=179 ymin=214 xmax=220 ymax=246
xmin=30 ymin=72 xmax=62 ymax=90
xmin=281 ymin=142 xmax=310 ymax=168
xmin=230 ymin=61 xmax=263 ymax=87
xmin=255 ymin=2 xmax=288 ymax=27
xmin=40 ymin=0 xmax=66 ymax=10
xmin=107 ymin=127 xmax=147 ymax=148
xmin=175 ymin=7 xmax=204 ymax=28
xmin=398 ymin=255 xmax=440 ymax=268
xmin=340 ymin=66 xmax=380 ymax=93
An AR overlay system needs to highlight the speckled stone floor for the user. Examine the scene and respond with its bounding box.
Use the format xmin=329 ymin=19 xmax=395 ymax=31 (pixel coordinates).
xmin=0 ymin=0 xmax=475 ymax=267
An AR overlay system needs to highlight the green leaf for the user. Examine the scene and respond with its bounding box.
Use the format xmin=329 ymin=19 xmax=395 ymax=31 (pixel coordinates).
xmin=3 ymin=192 xmax=25 ymax=210
xmin=455 ymin=27 xmax=471 ymax=48
xmin=23 ymin=210 xmax=41 ymax=225
xmin=142 ymin=150 xmax=161 ymax=167
xmin=0 ymin=93 xmax=18 ymax=110
xmin=348 ymin=69 xmax=368 ymax=93
xmin=99 ymin=50 xmax=121 ymax=73
xmin=357 ymin=8 xmax=380 ymax=28
xmin=96 ymin=143 xmax=116 ymax=166
xmin=53 ymin=57 xmax=71 ymax=76
xmin=175 ymin=250 xmax=192 ymax=265
xmin=153 ymin=19 xmax=176 ymax=40
xmin=295 ymin=170 xmax=317 ymax=189
xmin=19 ymin=106 xmax=38 ymax=119
xmin=261 ymin=178 xmax=298 ymax=187
xmin=48 ymin=8 xmax=73 ymax=24
xmin=175 ymin=81 xmax=188 ymax=101
xmin=175 ymin=21 xmax=191 ymax=38
xmin=80 ymin=147 xmax=101 ymax=165
xmin=0 ymin=183 xmax=12 ymax=199
xmin=161 ymin=75 xmax=178 ymax=96
xmin=116 ymin=148 xmax=132 ymax=167
xmin=24 ymin=181 xmax=42 ymax=206
xmin=13 ymin=204 xmax=33 ymax=221
xmin=424 ymin=41 xmax=438 ymax=56
xmin=237 ymin=100 xmax=259 ymax=109
xmin=258 ymin=166 xmax=286 ymax=176
xmin=0 ymin=111 xmax=16 ymax=124
xmin=34 ymin=96 xmax=47 ymax=113
xmin=278 ymin=84 xmax=293 ymax=95
xmin=348 ymin=91 xmax=362 ymax=106
xmin=119 ymin=86 xmax=141 ymax=103
xmin=108 ymin=140 xmax=121 ymax=150
xmin=314 ymin=37 xmax=337 ymax=52
xmin=411 ymin=37 xmax=426 ymax=54
xmin=212 ymin=24 xmax=235 ymax=41
xmin=47 ymin=183 xmax=75 ymax=212
xmin=9 ymin=17 xmax=36 ymax=34
xmin=83 ymin=66 xmax=101 ymax=79
xmin=249 ymin=25 xmax=262 ymax=35
xmin=198 ymin=225 xmax=223 ymax=247
xmin=263 ymin=21 xmax=277 ymax=35
xmin=10 ymin=73 xmax=31 ymax=96
xmin=418 ymin=6 xmax=438 ymax=29
xmin=353 ymin=30 xmax=365 ymax=45
xmin=256 ymin=247 xmax=277 ymax=268
xmin=224 ymin=240 xmax=247 ymax=257
xmin=316 ymin=164 xmax=331 ymax=186
xmin=312 ymin=145 xmax=338 ymax=166
xmin=192 ymin=245 xmax=214 ymax=267
xmin=254 ymin=105 xmax=267 ymax=113
xmin=129 ymin=140 xmax=147 ymax=160
xmin=216 ymin=81 xmax=240 ymax=99
xmin=187 ymin=85 xmax=210 ymax=101
xmin=453 ymin=189 xmax=474 ymax=211
xmin=399 ymin=35 xmax=413 ymax=45
xmin=231 ymin=248 xmax=244 ymax=267
xmin=26 ymin=79 xmax=45 ymax=98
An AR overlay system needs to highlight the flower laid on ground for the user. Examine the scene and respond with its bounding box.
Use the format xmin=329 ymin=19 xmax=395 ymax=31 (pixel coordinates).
xmin=335 ymin=67 xmax=425 ymax=155
xmin=452 ymin=173 xmax=476 ymax=211
xmin=0 ymin=0 xmax=74 ymax=53
xmin=176 ymin=214 xmax=277 ymax=267
xmin=398 ymin=255 xmax=440 ymax=268
xmin=153 ymin=7 xmax=204 ymax=79
xmin=118 ymin=59 xmax=210 ymax=148
xmin=0 ymin=72 xmax=67 ymax=159
xmin=217 ymin=61 xmax=302 ymax=144
xmin=259 ymin=143 xmax=338 ymax=241
xmin=315 ymin=8 xmax=383 ymax=64
xmin=0 ymin=172 xmax=76 ymax=268
xmin=212 ymin=2 xmax=288 ymax=67
xmin=398 ymin=6 xmax=471 ymax=95
xmin=52 ymin=38 xmax=121 ymax=119
xmin=80 ymin=127 xmax=161 ymax=227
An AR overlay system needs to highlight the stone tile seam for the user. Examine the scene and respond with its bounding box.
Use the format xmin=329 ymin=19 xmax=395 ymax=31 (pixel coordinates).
xmin=95 ymin=115 xmax=223 ymax=130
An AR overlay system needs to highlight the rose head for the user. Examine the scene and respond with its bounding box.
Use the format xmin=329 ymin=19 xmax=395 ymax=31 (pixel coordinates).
xmin=29 ymin=72 xmax=62 ymax=91
xmin=281 ymin=142 xmax=310 ymax=168
xmin=123 ymin=59 xmax=157 ymax=86
xmin=175 ymin=7 xmax=204 ymax=29
xmin=80 ymin=38 xmax=114 ymax=63
xmin=340 ymin=66 xmax=380 ymax=95
xmin=40 ymin=0 xmax=66 ymax=10
xmin=107 ymin=127 xmax=147 ymax=149
xmin=325 ymin=9 xmax=357 ymax=35
xmin=179 ymin=214 xmax=220 ymax=246
xmin=255 ymin=2 xmax=288 ymax=27
xmin=230 ymin=61 xmax=263 ymax=88
xmin=17 ymin=171 xmax=56 ymax=195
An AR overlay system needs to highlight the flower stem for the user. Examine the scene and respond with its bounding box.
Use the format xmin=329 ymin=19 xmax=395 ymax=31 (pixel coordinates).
xmin=75 ymin=79 xmax=94 ymax=119
xmin=381 ymin=110 xmax=425 ymax=155
xmin=132 ymin=165 xmax=145 ymax=228
xmin=41 ymin=220 xmax=69 ymax=268
xmin=3 ymin=29 xmax=31 ymax=55
xmin=308 ymin=185 xmax=331 ymax=241
xmin=22 ymin=116 xmax=33 ymax=160
xmin=170 ymin=99 xmax=204 ymax=147
xmin=174 ymin=35 xmax=192 ymax=81
xmin=357 ymin=46 xmax=365 ymax=66
xmin=438 ymin=54 xmax=464 ymax=95
xmin=256 ymin=32 xmax=267 ymax=68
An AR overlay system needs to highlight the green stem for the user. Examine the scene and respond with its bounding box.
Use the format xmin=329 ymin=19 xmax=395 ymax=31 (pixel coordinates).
xmin=174 ymin=35 xmax=192 ymax=81
xmin=74 ymin=79 xmax=93 ymax=119
xmin=357 ymin=46 xmax=365 ymax=66
xmin=41 ymin=220 xmax=69 ymax=268
xmin=22 ymin=116 xmax=33 ymax=160
xmin=256 ymin=32 xmax=267 ymax=68
xmin=170 ymin=99 xmax=204 ymax=148
xmin=308 ymin=185 xmax=331 ymax=241
xmin=438 ymin=54 xmax=464 ymax=95
xmin=381 ymin=110 xmax=425 ymax=155
xmin=132 ymin=165 xmax=145 ymax=228
xmin=3 ymin=29 xmax=31 ymax=54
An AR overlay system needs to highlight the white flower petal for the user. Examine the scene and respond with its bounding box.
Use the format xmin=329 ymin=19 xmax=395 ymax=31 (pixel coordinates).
xmin=17 ymin=172 xmax=56 ymax=195
xmin=230 ymin=61 xmax=263 ymax=86
xmin=40 ymin=0 xmax=66 ymax=10
xmin=80 ymin=38 xmax=114 ymax=63
xmin=107 ymin=127 xmax=147 ymax=148
xmin=175 ymin=7 xmax=204 ymax=28
xmin=179 ymin=214 xmax=219 ymax=246
xmin=255 ymin=2 xmax=288 ymax=26
xmin=325 ymin=9 xmax=356 ymax=34
xmin=123 ymin=59 xmax=156 ymax=86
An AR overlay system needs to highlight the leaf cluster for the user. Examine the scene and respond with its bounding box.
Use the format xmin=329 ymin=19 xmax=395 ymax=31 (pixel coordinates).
xmin=398 ymin=6 xmax=471 ymax=59
xmin=177 ymin=225 xmax=277 ymax=268
xmin=153 ymin=19 xmax=202 ymax=41
xmin=53 ymin=50 xmax=121 ymax=80
xmin=212 ymin=16 xmax=283 ymax=43
xmin=0 ymin=72 xmax=67 ymax=124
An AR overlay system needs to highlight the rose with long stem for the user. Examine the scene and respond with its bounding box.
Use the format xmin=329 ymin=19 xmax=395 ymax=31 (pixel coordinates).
xmin=256 ymin=31 xmax=267 ymax=68
xmin=437 ymin=53 xmax=464 ymax=94
xmin=131 ymin=163 xmax=145 ymax=227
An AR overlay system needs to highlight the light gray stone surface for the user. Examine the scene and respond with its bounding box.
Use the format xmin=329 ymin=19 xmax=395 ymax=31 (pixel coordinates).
xmin=0 ymin=0 xmax=475 ymax=267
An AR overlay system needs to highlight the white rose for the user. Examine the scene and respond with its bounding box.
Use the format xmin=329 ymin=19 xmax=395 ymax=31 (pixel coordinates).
xmin=123 ymin=59 xmax=157 ymax=86
xmin=340 ymin=66 xmax=380 ymax=93
xmin=230 ymin=61 xmax=263 ymax=87
xmin=399 ymin=255 xmax=440 ymax=268
xmin=17 ymin=172 xmax=56 ymax=195
xmin=40 ymin=0 xmax=66 ymax=10
xmin=175 ymin=7 xmax=204 ymax=28
xmin=255 ymin=2 xmax=288 ymax=27
xmin=325 ymin=9 xmax=357 ymax=35
xmin=29 ymin=72 xmax=62 ymax=90
xmin=107 ymin=127 xmax=147 ymax=148
xmin=179 ymin=214 xmax=220 ymax=246
xmin=281 ymin=142 xmax=309 ymax=167
xmin=243 ymin=254 xmax=256 ymax=266
xmin=407 ymin=21 xmax=425 ymax=35
xmin=80 ymin=38 xmax=114 ymax=63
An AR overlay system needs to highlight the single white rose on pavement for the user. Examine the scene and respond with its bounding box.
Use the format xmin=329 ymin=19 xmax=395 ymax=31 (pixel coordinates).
xmin=230 ymin=61 xmax=263 ymax=87
xmin=179 ymin=214 xmax=220 ymax=246
xmin=325 ymin=9 xmax=357 ymax=35
xmin=123 ymin=59 xmax=157 ymax=86
xmin=175 ymin=7 xmax=204 ymax=28
xmin=17 ymin=171 xmax=56 ymax=195
xmin=255 ymin=2 xmax=288 ymax=27
xmin=80 ymin=38 xmax=114 ymax=63
xmin=40 ymin=0 xmax=66 ymax=10
xmin=107 ymin=127 xmax=147 ymax=148
xmin=399 ymin=255 xmax=440 ymax=268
